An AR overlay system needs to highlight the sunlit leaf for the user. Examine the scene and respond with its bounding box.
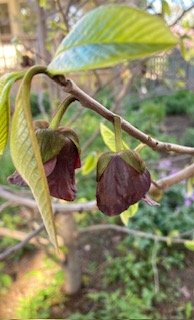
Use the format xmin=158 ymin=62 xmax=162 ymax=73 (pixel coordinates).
xmin=187 ymin=177 xmax=193 ymax=196
xmin=161 ymin=0 xmax=171 ymax=16
xmin=166 ymin=230 xmax=179 ymax=246
xmin=184 ymin=240 xmax=194 ymax=251
xmin=10 ymin=67 xmax=58 ymax=247
xmin=120 ymin=203 xmax=139 ymax=226
xmin=134 ymin=143 xmax=146 ymax=153
xmin=100 ymin=123 xmax=128 ymax=152
xmin=0 ymin=72 xmax=24 ymax=156
xmin=82 ymin=152 xmax=97 ymax=176
xmin=38 ymin=0 xmax=47 ymax=8
xmin=180 ymin=38 xmax=188 ymax=61
xmin=48 ymin=5 xmax=178 ymax=74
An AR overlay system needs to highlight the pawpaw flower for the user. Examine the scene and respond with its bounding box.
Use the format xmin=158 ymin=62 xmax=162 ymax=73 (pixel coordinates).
xmin=8 ymin=127 xmax=81 ymax=201
xmin=96 ymin=150 xmax=151 ymax=216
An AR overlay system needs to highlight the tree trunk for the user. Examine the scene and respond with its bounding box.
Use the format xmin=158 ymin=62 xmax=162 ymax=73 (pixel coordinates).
xmin=56 ymin=213 xmax=82 ymax=295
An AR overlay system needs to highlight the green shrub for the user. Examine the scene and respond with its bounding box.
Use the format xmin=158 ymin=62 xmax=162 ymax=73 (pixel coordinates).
xmin=16 ymin=269 xmax=64 ymax=319
xmin=160 ymin=90 xmax=194 ymax=115
xmin=182 ymin=128 xmax=194 ymax=147
xmin=0 ymin=262 xmax=12 ymax=294
xmin=140 ymin=100 xmax=166 ymax=123
xmin=70 ymin=290 xmax=150 ymax=320
xmin=128 ymin=185 xmax=194 ymax=235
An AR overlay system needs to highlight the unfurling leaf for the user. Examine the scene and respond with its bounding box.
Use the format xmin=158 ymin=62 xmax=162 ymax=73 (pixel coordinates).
xmin=134 ymin=143 xmax=146 ymax=153
xmin=120 ymin=203 xmax=139 ymax=226
xmin=184 ymin=240 xmax=194 ymax=251
xmin=0 ymin=72 xmax=24 ymax=156
xmin=100 ymin=123 xmax=128 ymax=152
xmin=82 ymin=152 xmax=97 ymax=176
xmin=10 ymin=66 xmax=58 ymax=248
xmin=48 ymin=5 xmax=177 ymax=74
xmin=161 ymin=0 xmax=171 ymax=16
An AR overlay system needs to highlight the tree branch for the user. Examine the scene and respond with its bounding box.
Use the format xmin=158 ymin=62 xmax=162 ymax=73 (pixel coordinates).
xmin=0 ymin=224 xmax=45 ymax=260
xmin=79 ymin=224 xmax=189 ymax=244
xmin=0 ymin=186 xmax=96 ymax=213
xmin=52 ymin=76 xmax=194 ymax=155
xmin=170 ymin=4 xmax=194 ymax=27
xmin=0 ymin=227 xmax=48 ymax=245
xmin=55 ymin=0 xmax=70 ymax=32
xmin=0 ymin=220 xmax=190 ymax=261
xmin=150 ymin=163 xmax=194 ymax=194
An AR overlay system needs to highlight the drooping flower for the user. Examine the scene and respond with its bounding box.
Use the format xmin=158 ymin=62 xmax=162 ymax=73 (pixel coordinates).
xmin=8 ymin=127 xmax=81 ymax=201
xmin=96 ymin=150 xmax=151 ymax=216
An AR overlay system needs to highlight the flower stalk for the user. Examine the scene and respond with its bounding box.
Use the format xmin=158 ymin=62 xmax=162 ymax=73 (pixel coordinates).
xmin=114 ymin=115 xmax=123 ymax=152
xmin=49 ymin=96 xmax=77 ymax=129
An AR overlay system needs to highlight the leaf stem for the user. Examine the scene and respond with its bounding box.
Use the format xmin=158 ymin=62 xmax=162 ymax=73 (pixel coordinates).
xmin=114 ymin=115 xmax=123 ymax=152
xmin=49 ymin=96 xmax=77 ymax=129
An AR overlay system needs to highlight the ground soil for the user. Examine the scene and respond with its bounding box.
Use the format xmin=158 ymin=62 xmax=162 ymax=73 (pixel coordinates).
xmin=1 ymin=230 xmax=194 ymax=319
xmin=0 ymin=230 xmax=125 ymax=319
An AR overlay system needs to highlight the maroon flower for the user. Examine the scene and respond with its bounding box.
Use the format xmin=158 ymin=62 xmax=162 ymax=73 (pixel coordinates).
xmin=96 ymin=151 xmax=151 ymax=216
xmin=8 ymin=128 xmax=81 ymax=201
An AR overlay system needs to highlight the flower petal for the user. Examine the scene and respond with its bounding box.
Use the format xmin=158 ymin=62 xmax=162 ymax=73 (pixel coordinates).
xmin=44 ymin=157 xmax=57 ymax=176
xmin=47 ymin=141 xmax=80 ymax=201
xmin=7 ymin=171 xmax=27 ymax=186
xmin=96 ymin=155 xmax=151 ymax=216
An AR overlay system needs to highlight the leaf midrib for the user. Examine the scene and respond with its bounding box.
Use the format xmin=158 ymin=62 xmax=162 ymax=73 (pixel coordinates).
xmin=55 ymin=41 xmax=177 ymax=57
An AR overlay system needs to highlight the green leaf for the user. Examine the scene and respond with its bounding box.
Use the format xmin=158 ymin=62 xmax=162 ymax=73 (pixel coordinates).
xmin=38 ymin=0 xmax=47 ymax=8
xmin=120 ymin=203 xmax=139 ymax=226
xmin=134 ymin=143 xmax=146 ymax=153
xmin=48 ymin=5 xmax=178 ymax=74
xmin=187 ymin=178 xmax=193 ymax=196
xmin=184 ymin=240 xmax=194 ymax=251
xmin=161 ymin=0 xmax=171 ymax=16
xmin=0 ymin=72 xmax=24 ymax=156
xmin=100 ymin=123 xmax=128 ymax=152
xmin=82 ymin=152 xmax=97 ymax=176
xmin=166 ymin=230 xmax=179 ymax=246
xmin=10 ymin=66 xmax=58 ymax=248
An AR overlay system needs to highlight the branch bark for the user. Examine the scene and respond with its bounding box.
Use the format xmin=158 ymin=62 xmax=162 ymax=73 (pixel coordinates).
xmin=0 ymin=186 xmax=96 ymax=213
xmin=0 ymin=227 xmax=48 ymax=246
xmin=80 ymin=224 xmax=189 ymax=244
xmin=170 ymin=4 xmax=194 ymax=27
xmin=52 ymin=76 xmax=194 ymax=155
xmin=150 ymin=163 xmax=194 ymax=194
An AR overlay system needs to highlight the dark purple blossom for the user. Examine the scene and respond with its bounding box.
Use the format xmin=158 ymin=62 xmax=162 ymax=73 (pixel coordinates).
xmin=8 ymin=128 xmax=81 ymax=201
xmin=96 ymin=152 xmax=151 ymax=216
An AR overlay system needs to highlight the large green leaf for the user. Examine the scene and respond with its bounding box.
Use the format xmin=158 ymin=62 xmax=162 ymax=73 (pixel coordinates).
xmin=10 ymin=67 xmax=58 ymax=248
xmin=0 ymin=72 xmax=24 ymax=156
xmin=48 ymin=5 xmax=178 ymax=74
